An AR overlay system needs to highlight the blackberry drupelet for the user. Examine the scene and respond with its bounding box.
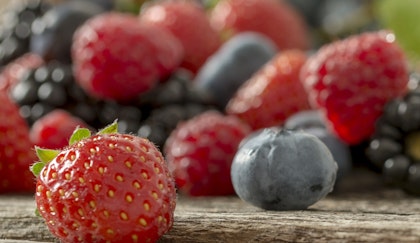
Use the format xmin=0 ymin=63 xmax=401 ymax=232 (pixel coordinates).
xmin=366 ymin=73 xmax=420 ymax=196
xmin=0 ymin=0 xmax=50 ymax=66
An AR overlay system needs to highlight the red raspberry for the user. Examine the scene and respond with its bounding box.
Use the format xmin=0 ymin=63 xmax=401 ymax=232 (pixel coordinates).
xmin=164 ymin=110 xmax=251 ymax=196
xmin=0 ymin=53 xmax=43 ymax=93
xmin=300 ymin=31 xmax=409 ymax=144
xmin=210 ymin=0 xmax=309 ymax=51
xmin=72 ymin=12 xmax=183 ymax=101
xmin=30 ymin=109 xmax=89 ymax=149
xmin=140 ymin=0 xmax=222 ymax=74
xmin=0 ymin=92 xmax=36 ymax=193
xmin=226 ymin=50 xmax=311 ymax=130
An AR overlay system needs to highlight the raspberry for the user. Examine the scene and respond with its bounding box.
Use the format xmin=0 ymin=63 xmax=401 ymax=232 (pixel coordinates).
xmin=140 ymin=0 xmax=222 ymax=74
xmin=210 ymin=0 xmax=309 ymax=50
xmin=164 ymin=110 xmax=251 ymax=196
xmin=30 ymin=109 xmax=89 ymax=149
xmin=72 ymin=12 xmax=183 ymax=101
xmin=226 ymin=50 xmax=310 ymax=130
xmin=300 ymin=31 xmax=409 ymax=144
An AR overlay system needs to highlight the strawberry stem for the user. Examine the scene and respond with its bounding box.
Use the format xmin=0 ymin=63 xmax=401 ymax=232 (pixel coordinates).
xmin=98 ymin=120 xmax=118 ymax=135
xmin=69 ymin=127 xmax=91 ymax=145
xmin=35 ymin=147 xmax=60 ymax=163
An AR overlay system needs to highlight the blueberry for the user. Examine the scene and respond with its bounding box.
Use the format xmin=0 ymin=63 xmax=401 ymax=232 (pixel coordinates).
xmin=194 ymin=32 xmax=278 ymax=109
xmin=284 ymin=110 xmax=352 ymax=180
xmin=231 ymin=128 xmax=337 ymax=210
xmin=30 ymin=0 xmax=105 ymax=63
xmin=285 ymin=0 xmax=325 ymax=27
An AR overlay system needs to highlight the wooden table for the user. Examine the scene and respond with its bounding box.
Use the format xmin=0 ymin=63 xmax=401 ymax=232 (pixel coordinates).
xmin=0 ymin=168 xmax=419 ymax=243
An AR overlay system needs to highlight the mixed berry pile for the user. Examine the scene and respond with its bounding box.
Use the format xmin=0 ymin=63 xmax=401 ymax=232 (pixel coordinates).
xmin=0 ymin=0 xmax=419 ymax=242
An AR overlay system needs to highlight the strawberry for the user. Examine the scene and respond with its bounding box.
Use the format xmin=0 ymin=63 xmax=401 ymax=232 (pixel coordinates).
xmin=300 ymin=31 xmax=409 ymax=145
xmin=32 ymin=122 xmax=176 ymax=242
xmin=0 ymin=91 xmax=36 ymax=193
xmin=226 ymin=50 xmax=311 ymax=130
xmin=164 ymin=110 xmax=251 ymax=196
xmin=209 ymin=0 xmax=310 ymax=51
xmin=72 ymin=12 xmax=183 ymax=101
xmin=30 ymin=109 xmax=89 ymax=150
xmin=0 ymin=52 xmax=44 ymax=93
xmin=140 ymin=0 xmax=222 ymax=74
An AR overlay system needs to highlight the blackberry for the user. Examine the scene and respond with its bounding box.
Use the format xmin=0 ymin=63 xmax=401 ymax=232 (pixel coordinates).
xmin=366 ymin=73 xmax=420 ymax=196
xmin=10 ymin=61 xmax=101 ymax=125
xmin=135 ymin=69 xmax=217 ymax=110
xmin=135 ymin=69 xmax=218 ymax=148
xmin=138 ymin=104 xmax=216 ymax=149
xmin=0 ymin=0 xmax=50 ymax=66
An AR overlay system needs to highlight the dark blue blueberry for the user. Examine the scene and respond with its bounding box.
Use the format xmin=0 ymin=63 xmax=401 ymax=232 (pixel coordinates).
xmin=194 ymin=32 xmax=278 ymax=109
xmin=231 ymin=128 xmax=337 ymax=210
xmin=30 ymin=0 xmax=105 ymax=63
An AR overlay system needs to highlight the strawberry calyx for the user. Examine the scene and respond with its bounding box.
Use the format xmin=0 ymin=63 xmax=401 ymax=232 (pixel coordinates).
xmin=30 ymin=121 xmax=118 ymax=177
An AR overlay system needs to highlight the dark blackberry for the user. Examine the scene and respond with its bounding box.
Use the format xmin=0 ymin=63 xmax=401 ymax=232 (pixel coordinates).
xmin=135 ymin=69 xmax=218 ymax=148
xmin=96 ymin=101 xmax=144 ymax=134
xmin=0 ymin=0 xmax=50 ymax=66
xmin=135 ymin=69 xmax=217 ymax=113
xmin=138 ymin=104 xmax=216 ymax=149
xmin=366 ymin=73 xmax=420 ymax=196
xmin=10 ymin=61 xmax=101 ymax=125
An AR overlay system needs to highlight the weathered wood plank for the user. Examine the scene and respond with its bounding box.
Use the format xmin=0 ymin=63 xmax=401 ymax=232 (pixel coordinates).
xmin=0 ymin=169 xmax=419 ymax=242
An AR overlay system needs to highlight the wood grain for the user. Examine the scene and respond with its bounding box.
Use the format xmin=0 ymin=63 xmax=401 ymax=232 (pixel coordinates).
xmin=1 ymin=169 xmax=419 ymax=242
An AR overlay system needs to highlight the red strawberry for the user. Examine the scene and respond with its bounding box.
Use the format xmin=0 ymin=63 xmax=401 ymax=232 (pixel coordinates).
xmin=30 ymin=109 xmax=89 ymax=149
xmin=140 ymin=0 xmax=222 ymax=74
xmin=226 ymin=50 xmax=311 ymax=130
xmin=0 ymin=52 xmax=44 ymax=93
xmin=164 ymin=110 xmax=251 ymax=196
xmin=72 ymin=12 xmax=183 ymax=101
xmin=210 ymin=0 xmax=309 ymax=51
xmin=300 ymin=31 xmax=409 ymax=144
xmin=32 ymin=122 xmax=176 ymax=242
xmin=0 ymin=92 xmax=36 ymax=193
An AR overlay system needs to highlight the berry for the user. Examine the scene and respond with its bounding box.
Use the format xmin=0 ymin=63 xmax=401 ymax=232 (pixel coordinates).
xmin=138 ymin=103 xmax=213 ymax=149
xmin=0 ymin=0 xmax=50 ymax=66
xmin=194 ymin=32 xmax=278 ymax=109
xmin=30 ymin=109 xmax=89 ymax=149
xmin=231 ymin=128 xmax=337 ymax=210
xmin=30 ymin=0 xmax=106 ymax=63
xmin=10 ymin=62 xmax=99 ymax=126
xmin=300 ymin=31 xmax=409 ymax=144
xmin=0 ymin=52 xmax=44 ymax=93
xmin=284 ymin=110 xmax=352 ymax=180
xmin=164 ymin=110 xmax=251 ymax=196
xmin=226 ymin=50 xmax=310 ymax=130
xmin=140 ymin=0 xmax=222 ymax=74
xmin=210 ymin=0 xmax=310 ymax=50
xmin=0 ymin=91 xmax=36 ymax=193
xmin=285 ymin=0 xmax=325 ymax=27
xmin=32 ymin=122 xmax=176 ymax=242
xmin=366 ymin=74 xmax=420 ymax=196
xmin=72 ymin=12 xmax=183 ymax=101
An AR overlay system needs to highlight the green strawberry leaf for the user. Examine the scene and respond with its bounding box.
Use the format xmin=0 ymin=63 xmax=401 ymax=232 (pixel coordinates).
xmin=98 ymin=120 xmax=118 ymax=135
xmin=36 ymin=147 xmax=60 ymax=164
xmin=30 ymin=161 xmax=46 ymax=177
xmin=69 ymin=127 xmax=91 ymax=145
xmin=35 ymin=208 xmax=41 ymax=217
